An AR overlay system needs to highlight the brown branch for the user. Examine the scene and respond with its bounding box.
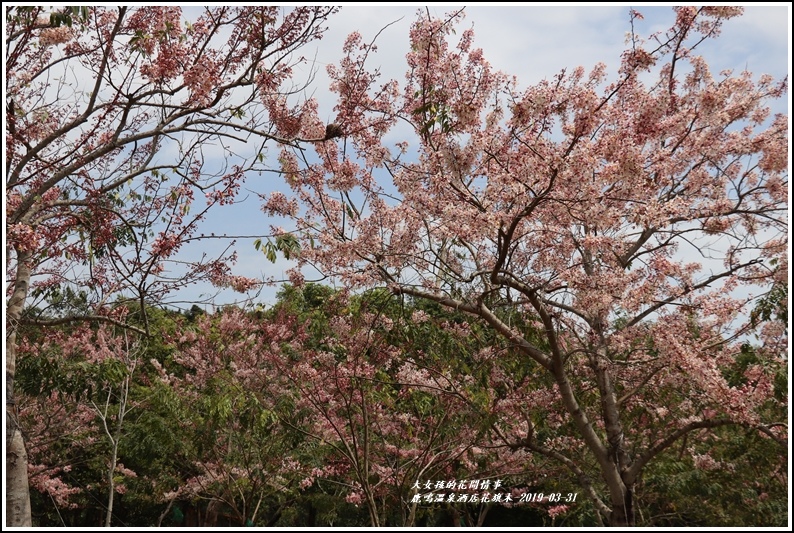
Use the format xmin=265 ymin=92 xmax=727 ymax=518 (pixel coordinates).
xmin=21 ymin=315 xmax=147 ymax=336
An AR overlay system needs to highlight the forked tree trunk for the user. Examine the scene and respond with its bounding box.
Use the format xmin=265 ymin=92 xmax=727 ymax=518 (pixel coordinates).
xmin=6 ymin=250 xmax=33 ymax=526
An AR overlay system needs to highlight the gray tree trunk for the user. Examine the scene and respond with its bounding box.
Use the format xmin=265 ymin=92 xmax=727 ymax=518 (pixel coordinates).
xmin=6 ymin=250 xmax=33 ymax=526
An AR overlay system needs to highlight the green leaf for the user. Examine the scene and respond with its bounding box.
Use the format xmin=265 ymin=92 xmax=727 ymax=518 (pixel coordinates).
xmin=265 ymin=244 xmax=277 ymax=263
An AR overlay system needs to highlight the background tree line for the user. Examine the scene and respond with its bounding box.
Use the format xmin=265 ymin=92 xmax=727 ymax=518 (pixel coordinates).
xmin=16 ymin=284 xmax=787 ymax=527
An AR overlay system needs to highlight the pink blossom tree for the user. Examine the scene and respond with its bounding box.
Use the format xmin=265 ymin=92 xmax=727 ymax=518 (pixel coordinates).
xmin=275 ymin=7 xmax=788 ymax=526
xmin=5 ymin=5 xmax=338 ymax=525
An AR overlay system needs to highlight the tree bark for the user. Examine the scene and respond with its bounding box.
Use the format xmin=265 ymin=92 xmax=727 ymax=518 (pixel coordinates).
xmin=6 ymin=423 xmax=32 ymax=527
xmin=6 ymin=250 xmax=33 ymax=526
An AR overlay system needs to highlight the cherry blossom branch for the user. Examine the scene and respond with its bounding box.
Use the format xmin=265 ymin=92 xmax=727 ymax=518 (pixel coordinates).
xmin=617 ymin=365 xmax=665 ymax=406
xmin=622 ymin=259 xmax=763 ymax=330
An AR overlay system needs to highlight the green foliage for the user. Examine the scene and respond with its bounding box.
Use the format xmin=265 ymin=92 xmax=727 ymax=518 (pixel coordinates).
xmin=50 ymin=6 xmax=90 ymax=27
xmin=413 ymin=87 xmax=454 ymax=136
xmin=7 ymin=6 xmax=89 ymax=28
xmin=637 ymin=426 xmax=787 ymax=526
xmin=751 ymin=282 xmax=787 ymax=331
xmin=254 ymin=233 xmax=301 ymax=263
xmin=721 ymin=342 xmax=787 ymax=402
xmin=26 ymin=286 xmax=91 ymax=320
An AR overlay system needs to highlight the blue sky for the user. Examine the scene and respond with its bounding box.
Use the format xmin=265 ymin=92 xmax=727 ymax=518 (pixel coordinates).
xmin=176 ymin=4 xmax=790 ymax=311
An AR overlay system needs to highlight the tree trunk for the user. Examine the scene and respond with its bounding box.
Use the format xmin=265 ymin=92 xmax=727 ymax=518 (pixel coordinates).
xmin=105 ymin=444 xmax=118 ymax=527
xmin=476 ymin=503 xmax=491 ymax=527
xmin=6 ymin=420 xmax=32 ymax=526
xmin=6 ymin=250 xmax=33 ymax=526
xmin=406 ymin=490 xmax=418 ymax=526
xmin=609 ymin=486 xmax=635 ymax=527
xmin=100 ymin=358 xmax=134 ymax=527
